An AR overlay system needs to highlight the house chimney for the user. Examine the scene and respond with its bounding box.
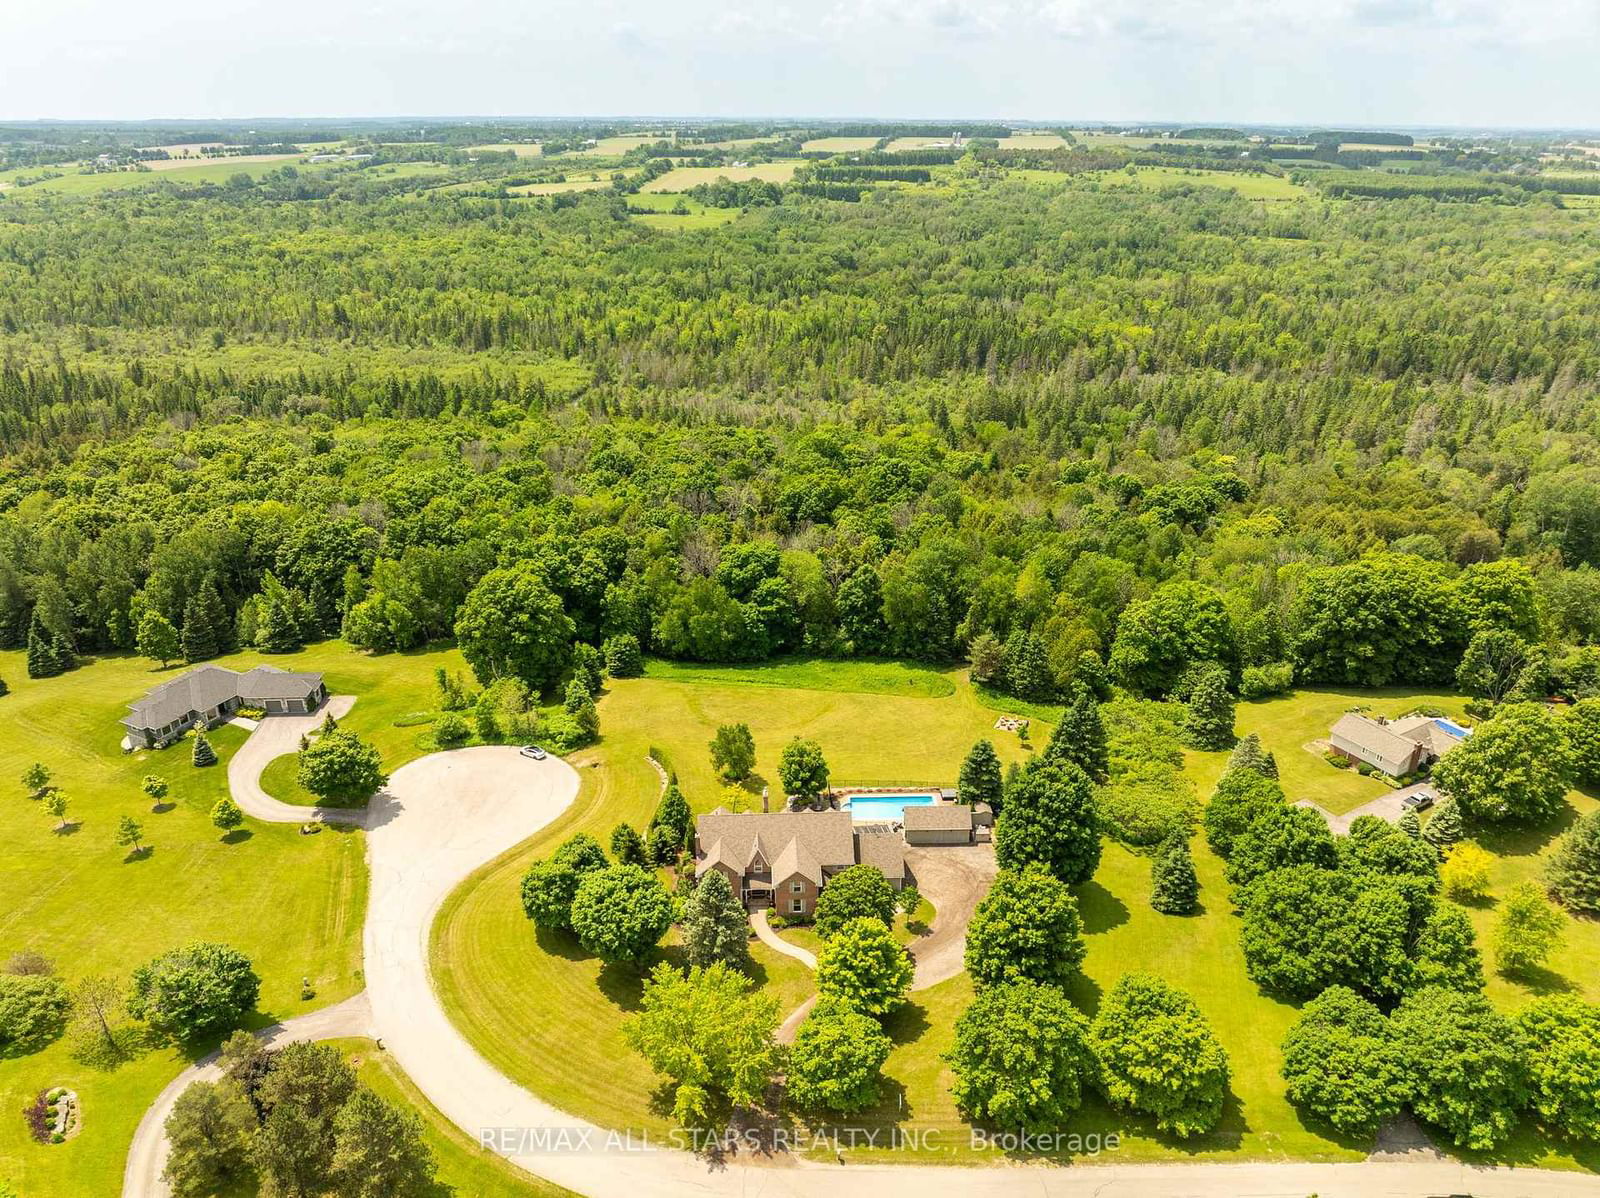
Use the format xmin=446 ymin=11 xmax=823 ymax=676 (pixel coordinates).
xmin=761 ymin=786 xmax=769 ymax=813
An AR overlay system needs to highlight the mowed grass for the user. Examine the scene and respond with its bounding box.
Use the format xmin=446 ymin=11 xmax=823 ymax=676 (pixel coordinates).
xmin=1102 ymin=165 xmax=1309 ymax=200
xmin=430 ymin=665 xmax=1034 ymax=1134
xmin=1187 ymin=687 xmax=1471 ymax=815
xmin=626 ymin=193 xmax=742 ymax=231
xmin=641 ymin=655 xmax=955 ymax=698
xmin=640 ymin=162 xmax=800 ymax=193
xmin=0 ymin=647 xmax=368 ymax=1195
xmin=337 ymin=1038 xmax=575 ymax=1196
xmin=0 ymin=158 xmax=325 ymax=196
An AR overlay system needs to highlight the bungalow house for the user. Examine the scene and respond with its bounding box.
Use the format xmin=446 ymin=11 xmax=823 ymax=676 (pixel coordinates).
xmin=121 ymin=665 xmax=328 ymax=749
xmin=694 ymin=809 xmax=905 ymax=918
xmin=1328 ymin=712 xmax=1467 ymax=778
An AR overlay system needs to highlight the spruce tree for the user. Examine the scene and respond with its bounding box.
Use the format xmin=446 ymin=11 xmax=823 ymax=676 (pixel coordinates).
xmin=1003 ymin=629 xmax=1053 ymax=701
xmin=1225 ymin=733 xmax=1278 ymax=780
xmin=1397 ymin=809 xmax=1422 ymax=840
xmin=1183 ymin=672 xmax=1236 ymax=750
xmin=192 ymin=730 xmax=218 ymax=768
xmin=1547 ymin=810 xmax=1600 ymax=915
xmin=1150 ymin=834 xmax=1199 ymax=915
xmin=682 ymin=869 xmax=750 ymax=969
xmin=610 ymin=823 xmax=647 ymax=867
xmin=182 ymin=576 xmax=228 ymax=663
xmin=49 ymin=631 xmax=75 ymax=674
xmin=650 ymin=784 xmax=692 ymax=853
xmin=25 ymin=612 xmax=60 ymax=679
xmin=1422 ymin=795 xmax=1464 ymax=856
xmin=1043 ymin=685 xmax=1109 ymax=782
xmin=958 ymin=739 xmax=1003 ymax=807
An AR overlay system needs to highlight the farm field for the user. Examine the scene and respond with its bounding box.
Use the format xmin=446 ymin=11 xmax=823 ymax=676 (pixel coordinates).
xmin=625 ymin=192 xmax=742 ymax=230
xmin=0 ymin=647 xmax=369 ymax=1196
xmin=640 ymin=161 xmax=800 ymax=192
xmin=507 ymin=172 xmax=618 ymax=195
xmin=0 ymin=157 xmax=328 ymax=195
xmin=566 ymin=134 xmax=667 ymax=156
xmin=800 ymin=136 xmax=879 ymax=153
xmin=468 ymin=142 xmax=543 ymax=157
xmin=1101 ymin=164 xmax=1309 ymax=199
xmin=884 ymin=136 xmax=956 ymax=153
xmin=998 ymin=132 xmax=1068 ymax=148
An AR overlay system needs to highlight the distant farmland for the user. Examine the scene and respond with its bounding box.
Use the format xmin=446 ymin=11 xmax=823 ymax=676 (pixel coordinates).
xmin=801 ymin=136 xmax=879 ymax=153
xmin=467 ymin=143 xmax=543 ymax=157
xmin=642 ymin=162 xmax=799 ymax=192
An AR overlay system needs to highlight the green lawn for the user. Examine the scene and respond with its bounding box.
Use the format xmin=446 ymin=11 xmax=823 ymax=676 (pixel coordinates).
xmin=0 ymin=647 xmax=369 ymax=1195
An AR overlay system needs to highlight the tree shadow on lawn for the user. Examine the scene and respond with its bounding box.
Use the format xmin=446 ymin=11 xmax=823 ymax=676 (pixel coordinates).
xmin=597 ymin=946 xmax=690 ymax=1013
xmin=1074 ymin=879 xmax=1130 ymax=935
xmin=1062 ymin=971 xmax=1105 ymax=1017
xmin=1497 ymin=963 xmax=1578 ymax=996
xmin=1474 ymin=802 xmax=1579 ymax=858
xmin=881 ymin=998 xmax=932 ymax=1047
xmin=123 ymin=846 xmax=155 ymax=863
xmin=51 ymin=821 xmax=82 ymax=837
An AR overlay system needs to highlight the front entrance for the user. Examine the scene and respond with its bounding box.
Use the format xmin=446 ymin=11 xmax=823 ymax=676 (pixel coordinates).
xmin=742 ymin=887 xmax=773 ymax=908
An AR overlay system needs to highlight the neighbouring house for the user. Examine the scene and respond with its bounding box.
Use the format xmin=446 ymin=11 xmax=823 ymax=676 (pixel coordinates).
xmin=694 ymin=809 xmax=905 ymax=917
xmin=902 ymin=803 xmax=976 ymax=846
xmin=121 ymin=665 xmax=328 ymax=750
xmin=1327 ymin=712 xmax=1467 ymax=778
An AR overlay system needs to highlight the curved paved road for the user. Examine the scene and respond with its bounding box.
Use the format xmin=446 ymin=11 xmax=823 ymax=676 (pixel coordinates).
xmin=127 ymin=718 xmax=1600 ymax=1198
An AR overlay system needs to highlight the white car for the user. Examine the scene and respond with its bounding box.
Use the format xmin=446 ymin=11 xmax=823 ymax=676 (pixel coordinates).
xmin=519 ymin=745 xmax=547 ymax=761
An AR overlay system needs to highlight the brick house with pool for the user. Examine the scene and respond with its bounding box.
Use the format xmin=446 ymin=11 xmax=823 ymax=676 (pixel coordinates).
xmin=694 ymin=808 xmax=905 ymax=917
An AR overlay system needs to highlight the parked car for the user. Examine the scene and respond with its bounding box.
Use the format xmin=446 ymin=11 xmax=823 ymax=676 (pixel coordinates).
xmin=519 ymin=745 xmax=547 ymax=761
xmin=1401 ymin=791 xmax=1435 ymax=812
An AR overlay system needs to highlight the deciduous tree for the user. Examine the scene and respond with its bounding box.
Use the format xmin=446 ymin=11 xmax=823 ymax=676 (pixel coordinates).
xmin=994 ymin=757 xmax=1101 ymax=885
xmin=813 ymin=865 xmax=897 ymax=938
xmin=964 ymin=863 xmax=1085 ymax=989
xmin=815 ymin=917 xmax=912 ymax=1016
xmin=1089 ymin=972 xmax=1229 ymax=1138
xmin=947 ymin=979 xmax=1095 ymax=1132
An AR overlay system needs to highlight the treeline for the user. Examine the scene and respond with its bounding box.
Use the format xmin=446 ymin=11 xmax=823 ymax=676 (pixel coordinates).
xmin=809 ymin=166 xmax=932 ymax=183
xmin=1310 ymin=130 xmax=1415 ymax=146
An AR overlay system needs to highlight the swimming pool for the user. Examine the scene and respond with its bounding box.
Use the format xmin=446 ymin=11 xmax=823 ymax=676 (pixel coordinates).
xmin=846 ymin=793 xmax=938 ymax=823
xmin=1433 ymin=717 xmax=1472 ymax=739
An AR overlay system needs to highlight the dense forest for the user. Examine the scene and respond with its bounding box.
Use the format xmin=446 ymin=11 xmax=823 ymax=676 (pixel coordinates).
xmin=3 ymin=131 xmax=1600 ymax=714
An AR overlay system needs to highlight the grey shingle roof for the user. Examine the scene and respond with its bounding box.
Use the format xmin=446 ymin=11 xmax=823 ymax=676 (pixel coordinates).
xmin=237 ymin=666 xmax=324 ymax=701
xmin=122 ymin=664 xmax=324 ymax=732
xmin=694 ymin=810 xmax=856 ymax=877
xmin=122 ymin=666 xmax=244 ymax=731
xmin=902 ymin=803 xmax=974 ymax=832
xmin=853 ymin=826 xmax=906 ymax=882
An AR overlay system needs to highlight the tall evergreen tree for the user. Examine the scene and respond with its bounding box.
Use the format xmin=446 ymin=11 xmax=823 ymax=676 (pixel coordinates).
xmin=192 ymin=731 xmax=217 ymax=768
xmin=182 ymin=575 xmax=228 ymax=663
xmin=255 ymin=572 xmax=304 ymax=654
xmin=682 ymin=869 xmax=750 ymax=969
xmin=957 ymin=739 xmax=1003 ymax=808
xmin=1003 ymin=629 xmax=1053 ymax=701
xmin=1225 ymin=732 xmax=1278 ymax=779
xmin=1042 ymin=685 xmax=1109 ymax=782
xmin=25 ymin=611 xmax=61 ymax=679
xmin=1150 ymin=833 xmax=1200 ymax=915
xmin=1547 ymin=810 xmax=1600 ymax=915
xmin=1183 ymin=671 xmax=1236 ymax=750
xmin=1422 ymin=796 xmax=1464 ymax=856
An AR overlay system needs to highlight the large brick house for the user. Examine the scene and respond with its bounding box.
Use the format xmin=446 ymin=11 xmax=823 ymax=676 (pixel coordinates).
xmin=694 ymin=809 xmax=905 ymax=917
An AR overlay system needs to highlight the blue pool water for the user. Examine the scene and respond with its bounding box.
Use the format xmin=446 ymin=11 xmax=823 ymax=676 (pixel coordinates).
xmin=847 ymin=793 xmax=938 ymax=822
xmin=1434 ymin=717 xmax=1471 ymax=739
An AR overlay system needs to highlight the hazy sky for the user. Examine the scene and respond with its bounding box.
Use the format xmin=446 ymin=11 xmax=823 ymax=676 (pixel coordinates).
xmin=4 ymin=0 xmax=1598 ymax=128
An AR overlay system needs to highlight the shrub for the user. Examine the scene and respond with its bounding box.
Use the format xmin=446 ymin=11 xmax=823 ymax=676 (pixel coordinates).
xmin=1441 ymin=842 xmax=1493 ymax=902
xmin=1089 ymin=972 xmax=1229 ymax=1138
xmin=947 ymin=979 xmax=1095 ymax=1132
xmin=127 ymin=942 xmax=260 ymax=1041
xmin=813 ymin=865 xmax=897 ymax=938
xmin=1239 ymin=662 xmax=1294 ymax=700
xmin=1097 ymin=768 xmax=1199 ymax=847
xmin=432 ymin=712 xmax=469 ymax=746
xmin=603 ymin=634 xmax=643 ymax=678
xmin=0 ymin=974 xmax=70 ymax=1057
